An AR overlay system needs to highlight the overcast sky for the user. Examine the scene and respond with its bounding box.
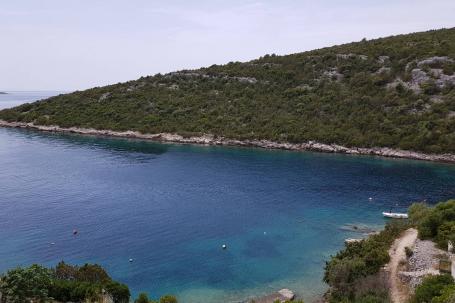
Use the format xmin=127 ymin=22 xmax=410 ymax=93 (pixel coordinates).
xmin=1 ymin=0 xmax=455 ymax=91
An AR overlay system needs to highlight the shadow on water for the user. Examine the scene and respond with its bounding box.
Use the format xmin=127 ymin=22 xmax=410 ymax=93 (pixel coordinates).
xmin=4 ymin=127 xmax=169 ymax=156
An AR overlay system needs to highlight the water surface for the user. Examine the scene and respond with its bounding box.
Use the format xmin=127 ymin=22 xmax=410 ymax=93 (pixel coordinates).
xmin=0 ymin=94 xmax=454 ymax=303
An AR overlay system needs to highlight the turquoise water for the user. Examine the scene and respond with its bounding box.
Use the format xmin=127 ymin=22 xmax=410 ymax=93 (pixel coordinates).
xmin=1 ymin=94 xmax=455 ymax=302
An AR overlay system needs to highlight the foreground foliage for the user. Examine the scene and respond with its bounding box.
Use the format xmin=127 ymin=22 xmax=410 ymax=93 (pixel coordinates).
xmin=410 ymin=274 xmax=455 ymax=303
xmin=2 ymin=28 xmax=455 ymax=153
xmin=0 ymin=264 xmax=52 ymax=303
xmin=324 ymin=220 xmax=408 ymax=302
xmin=0 ymin=262 xmax=182 ymax=303
xmin=325 ymin=199 xmax=455 ymax=303
xmin=134 ymin=292 xmax=179 ymax=303
xmin=0 ymin=262 xmax=130 ymax=303
xmin=409 ymin=199 xmax=455 ymax=248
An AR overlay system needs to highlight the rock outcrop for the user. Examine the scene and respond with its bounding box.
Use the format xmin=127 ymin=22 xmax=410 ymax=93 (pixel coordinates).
xmin=251 ymin=289 xmax=295 ymax=303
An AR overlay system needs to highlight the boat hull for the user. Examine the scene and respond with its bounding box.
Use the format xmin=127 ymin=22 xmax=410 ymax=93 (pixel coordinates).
xmin=382 ymin=212 xmax=408 ymax=219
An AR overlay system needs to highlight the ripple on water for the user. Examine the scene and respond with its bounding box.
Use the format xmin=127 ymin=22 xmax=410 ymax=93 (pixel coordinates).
xmin=0 ymin=127 xmax=454 ymax=303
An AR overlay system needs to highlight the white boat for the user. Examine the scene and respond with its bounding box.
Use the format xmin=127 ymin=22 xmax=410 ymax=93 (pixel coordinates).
xmin=382 ymin=212 xmax=408 ymax=219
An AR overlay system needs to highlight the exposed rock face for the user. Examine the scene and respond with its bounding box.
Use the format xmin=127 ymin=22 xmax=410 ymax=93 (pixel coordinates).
xmin=389 ymin=56 xmax=455 ymax=93
xmin=252 ymin=289 xmax=295 ymax=303
xmin=377 ymin=55 xmax=390 ymax=64
xmin=417 ymin=56 xmax=454 ymax=67
xmin=1 ymin=120 xmax=455 ymax=163
xmin=278 ymin=289 xmax=295 ymax=300
xmin=166 ymin=71 xmax=259 ymax=84
xmin=98 ymin=92 xmax=111 ymax=101
xmin=336 ymin=53 xmax=368 ymax=60
xmin=322 ymin=68 xmax=343 ymax=81
xmin=399 ymin=239 xmax=449 ymax=290
xmin=411 ymin=69 xmax=430 ymax=88
xmin=375 ymin=66 xmax=391 ymax=74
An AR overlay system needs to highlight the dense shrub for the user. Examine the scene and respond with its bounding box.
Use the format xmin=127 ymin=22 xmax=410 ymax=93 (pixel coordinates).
xmin=324 ymin=220 xmax=408 ymax=301
xmin=159 ymin=295 xmax=178 ymax=303
xmin=104 ymin=281 xmax=130 ymax=303
xmin=135 ymin=292 xmax=152 ymax=303
xmin=0 ymin=264 xmax=52 ymax=303
xmin=133 ymin=293 xmax=179 ymax=303
xmin=410 ymin=274 xmax=454 ymax=303
xmin=0 ymin=263 xmax=131 ymax=303
xmin=409 ymin=199 xmax=455 ymax=248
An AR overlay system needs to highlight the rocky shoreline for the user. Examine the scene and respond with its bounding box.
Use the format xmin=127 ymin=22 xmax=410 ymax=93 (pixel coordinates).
xmin=1 ymin=120 xmax=455 ymax=163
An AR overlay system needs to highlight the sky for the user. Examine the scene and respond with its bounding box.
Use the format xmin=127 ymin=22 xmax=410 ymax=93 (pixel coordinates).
xmin=1 ymin=0 xmax=455 ymax=91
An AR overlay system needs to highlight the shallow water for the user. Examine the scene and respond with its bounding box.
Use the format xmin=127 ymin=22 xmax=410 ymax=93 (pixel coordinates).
xmin=0 ymin=93 xmax=455 ymax=302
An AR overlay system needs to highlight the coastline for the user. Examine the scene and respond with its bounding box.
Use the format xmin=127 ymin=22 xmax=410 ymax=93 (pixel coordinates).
xmin=1 ymin=120 xmax=455 ymax=164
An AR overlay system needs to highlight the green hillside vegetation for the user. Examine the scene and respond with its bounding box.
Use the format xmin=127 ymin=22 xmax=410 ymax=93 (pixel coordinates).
xmin=0 ymin=262 xmax=177 ymax=303
xmin=409 ymin=199 xmax=455 ymax=248
xmin=325 ymin=199 xmax=455 ymax=303
xmin=324 ymin=220 xmax=409 ymax=302
xmin=410 ymin=274 xmax=455 ymax=303
xmin=1 ymin=28 xmax=455 ymax=153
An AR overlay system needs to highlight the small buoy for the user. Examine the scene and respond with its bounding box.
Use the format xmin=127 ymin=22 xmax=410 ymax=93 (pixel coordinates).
xmin=368 ymin=197 xmax=373 ymax=201
xmin=129 ymin=258 xmax=133 ymax=262
xmin=221 ymin=244 xmax=227 ymax=250
xmin=72 ymin=229 xmax=78 ymax=235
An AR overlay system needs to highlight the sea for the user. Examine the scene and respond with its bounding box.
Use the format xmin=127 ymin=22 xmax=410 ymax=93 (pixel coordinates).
xmin=1 ymin=91 xmax=454 ymax=302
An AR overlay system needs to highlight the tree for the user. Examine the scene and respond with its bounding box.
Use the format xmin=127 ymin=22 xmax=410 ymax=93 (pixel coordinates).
xmin=0 ymin=264 xmax=52 ymax=303
xmin=105 ymin=281 xmax=130 ymax=303
xmin=408 ymin=202 xmax=430 ymax=225
xmin=135 ymin=292 xmax=151 ymax=303
xmin=54 ymin=261 xmax=78 ymax=280
xmin=76 ymin=263 xmax=111 ymax=284
xmin=159 ymin=295 xmax=178 ymax=303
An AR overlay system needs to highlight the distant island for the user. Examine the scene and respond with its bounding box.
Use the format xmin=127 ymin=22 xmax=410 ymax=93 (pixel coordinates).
xmin=1 ymin=28 xmax=455 ymax=159
xmin=0 ymin=92 xmax=7 ymax=94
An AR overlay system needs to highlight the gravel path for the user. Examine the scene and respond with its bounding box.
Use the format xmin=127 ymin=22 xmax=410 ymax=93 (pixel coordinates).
xmin=388 ymin=228 xmax=418 ymax=303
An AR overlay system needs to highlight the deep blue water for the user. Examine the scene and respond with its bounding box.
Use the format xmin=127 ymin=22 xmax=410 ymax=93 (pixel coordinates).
xmin=0 ymin=93 xmax=455 ymax=302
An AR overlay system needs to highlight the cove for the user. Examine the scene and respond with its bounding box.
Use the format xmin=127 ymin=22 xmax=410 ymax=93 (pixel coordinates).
xmin=0 ymin=127 xmax=454 ymax=302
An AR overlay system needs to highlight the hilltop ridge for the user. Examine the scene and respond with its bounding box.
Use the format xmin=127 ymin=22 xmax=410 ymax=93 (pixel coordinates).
xmin=1 ymin=28 xmax=455 ymax=154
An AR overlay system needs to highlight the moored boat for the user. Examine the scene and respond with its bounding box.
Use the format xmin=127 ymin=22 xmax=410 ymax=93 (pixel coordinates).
xmin=382 ymin=212 xmax=408 ymax=219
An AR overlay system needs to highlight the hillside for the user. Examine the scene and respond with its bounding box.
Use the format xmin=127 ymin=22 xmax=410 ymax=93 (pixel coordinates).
xmin=1 ymin=28 xmax=455 ymax=153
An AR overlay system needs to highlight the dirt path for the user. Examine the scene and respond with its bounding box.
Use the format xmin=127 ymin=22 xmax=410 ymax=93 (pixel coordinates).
xmin=388 ymin=228 xmax=418 ymax=303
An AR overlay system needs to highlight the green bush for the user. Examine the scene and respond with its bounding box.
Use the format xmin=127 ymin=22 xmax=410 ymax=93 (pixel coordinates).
xmin=159 ymin=294 xmax=178 ymax=303
xmin=410 ymin=199 xmax=455 ymax=248
xmin=410 ymin=274 xmax=454 ymax=303
xmin=0 ymin=263 xmax=131 ymax=303
xmin=324 ymin=220 xmax=408 ymax=301
xmin=135 ymin=292 xmax=152 ymax=303
xmin=432 ymin=285 xmax=455 ymax=303
xmin=105 ymin=281 xmax=130 ymax=303
xmin=0 ymin=264 xmax=52 ymax=303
